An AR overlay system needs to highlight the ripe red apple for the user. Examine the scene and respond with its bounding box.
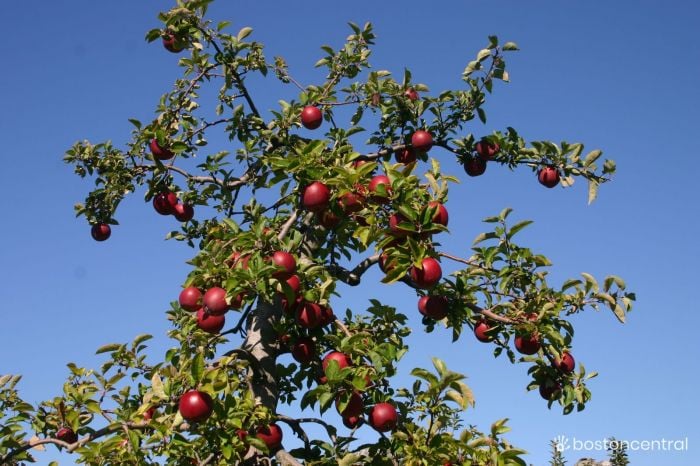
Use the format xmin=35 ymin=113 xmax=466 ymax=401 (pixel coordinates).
xmin=409 ymin=257 xmax=442 ymax=289
xmin=271 ymin=251 xmax=296 ymax=279
xmin=554 ymin=352 xmax=576 ymax=373
xmin=428 ymin=201 xmax=448 ymax=227
xmin=339 ymin=191 xmax=364 ymax=213
xmin=395 ymin=147 xmax=417 ymax=164
xmin=475 ymin=138 xmax=500 ymax=160
xmin=300 ymin=106 xmax=323 ymax=130
xmin=322 ymin=351 xmax=351 ymax=374
xmin=301 ymin=181 xmax=331 ymax=212
xmin=539 ymin=380 xmax=561 ymax=400
xmin=417 ymin=295 xmax=449 ymax=320
xmin=336 ymin=391 xmax=364 ymax=418
xmin=256 ymin=423 xmax=283 ymax=450
xmin=368 ymin=175 xmax=392 ymax=203
xmin=474 ymin=320 xmax=494 ymax=343
xmin=464 ymin=157 xmax=487 ymax=176
xmin=291 ymin=337 xmax=316 ymax=364
xmin=162 ymin=32 xmax=184 ymax=53
xmin=153 ymin=191 xmax=178 ymax=215
xmin=178 ymin=390 xmax=213 ymax=422
xmin=91 ymin=223 xmax=111 ymax=241
xmin=228 ymin=252 xmax=250 ymax=270
xmin=411 ymin=130 xmax=433 ymax=153
xmin=281 ymin=274 xmax=301 ymax=295
xmin=202 ymin=287 xmax=229 ymax=315
xmin=296 ymin=301 xmax=324 ymax=329
xmin=388 ymin=213 xmax=411 ymax=237
xmin=318 ymin=209 xmax=341 ymax=229
xmin=143 ymin=406 xmax=156 ymax=421
xmin=149 ymin=138 xmax=174 ymax=161
xmin=514 ymin=334 xmax=541 ymax=355
xmin=173 ymin=203 xmax=194 ymax=222
xmin=319 ymin=304 xmax=335 ymax=326
xmin=538 ymin=166 xmax=560 ymax=188
xmin=196 ymin=308 xmax=225 ymax=333
xmin=179 ymin=286 xmax=202 ymax=312
xmin=56 ymin=427 xmax=78 ymax=444
xmin=343 ymin=415 xmax=361 ymax=429
xmin=404 ymin=88 xmax=419 ymax=101
xmin=368 ymin=402 xmax=398 ymax=432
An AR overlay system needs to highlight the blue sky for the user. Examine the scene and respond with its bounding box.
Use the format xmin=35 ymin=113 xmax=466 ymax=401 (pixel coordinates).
xmin=1 ymin=1 xmax=698 ymax=464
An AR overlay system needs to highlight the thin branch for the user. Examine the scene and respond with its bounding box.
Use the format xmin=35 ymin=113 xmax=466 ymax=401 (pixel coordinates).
xmin=327 ymin=254 xmax=379 ymax=286
xmin=464 ymin=302 xmax=514 ymax=324
xmin=277 ymin=210 xmax=299 ymax=241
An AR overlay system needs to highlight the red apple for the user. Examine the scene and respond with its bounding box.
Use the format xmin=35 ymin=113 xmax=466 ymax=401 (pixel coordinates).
xmin=149 ymin=138 xmax=174 ymax=161
xmin=514 ymin=334 xmax=541 ymax=355
xmin=322 ymin=351 xmax=351 ymax=373
xmin=282 ymin=274 xmax=301 ymax=295
xmin=428 ymin=201 xmax=448 ymax=227
xmin=296 ymin=302 xmax=324 ymax=329
xmin=256 ymin=423 xmax=283 ymax=450
xmin=196 ymin=308 xmax=225 ymax=334
xmin=173 ymin=203 xmax=194 ymax=222
xmin=539 ymin=380 xmax=561 ymax=400
xmin=464 ymin=157 xmax=487 ymax=176
xmin=56 ymin=427 xmax=78 ymax=444
xmin=404 ymin=88 xmax=419 ymax=101
xmin=291 ymin=337 xmax=316 ymax=364
xmin=554 ymin=352 xmax=576 ymax=374
xmin=475 ymin=138 xmax=500 ymax=160
xmin=178 ymin=390 xmax=213 ymax=422
xmin=179 ymin=286 xmax=202 ymax=312
xmin=339 ymin=191 xmax=364 ymax=213
xmin=228 ymin=252 xmax=250 ymax=270
xmin=271 ymin=251 xmax=296 ymax=279
xmin=474 ymin=320 xmax=494 ymax=343
xmin=203 ymin=287 xmax=229 ymax=315
xmin=162 ymin=32 xmax=184 ymax=53
xmin=91 ymin=223 xmax=111 ymax=242
xmin=300 ymin=106 xmax=323 ymax=130
xmin=409 ymin=257 xmax=442 ymax=289
xmin=368 ymin=402 xmax=398 ymax=432
xmin=343 ymin=415 xmax=361 ymax=429
xmin=411 ymin=130 xmax=433 ymax=153
xmin=318 ymin=209 xmax=341 ymax=229
xmin=417 ymin=295 xmax=449 ymax=320
xmin=319 ymin=304 xmax=335 ymax=326
xmin=336 ymin=391 xmax=363 ymax=418
xmin=153 ymin=191 xmax=178 ymax=215
xmin=368 ymin=175 xmax=392 ymax=203
xmin=143 ymin=406 xmax=156 ymax=421
xmin=388 ymin=213 xmax=411 ymax=237
xmin=395 ymin=147 xmax=417 ymax=164
xmin=301 ymin=181 xmax=331 ymax=212
xmin=538 ymin=166 xmax=560 ymax=188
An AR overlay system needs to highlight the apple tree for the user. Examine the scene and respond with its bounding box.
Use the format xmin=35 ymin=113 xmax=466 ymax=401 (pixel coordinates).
xmin=0 ymin=0 xmax=635 ymax=464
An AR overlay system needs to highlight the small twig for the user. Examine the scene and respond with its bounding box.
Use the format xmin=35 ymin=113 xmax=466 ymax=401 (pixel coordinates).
xmin=277 ymin=210 xmax=299 ymax=241
xmin=327 ymin=254 xmax=379 ymax=286
xmin=464 ymin=302 xmax=514 ymax=324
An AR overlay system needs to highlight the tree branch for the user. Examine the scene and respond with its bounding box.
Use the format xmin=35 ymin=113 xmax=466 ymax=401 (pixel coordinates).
xmin=327 ymin=254 xmax=379 ymax=286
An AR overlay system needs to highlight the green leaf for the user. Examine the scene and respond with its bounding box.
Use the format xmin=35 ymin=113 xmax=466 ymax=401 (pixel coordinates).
xmin=95 ymin=343 xmax=122 ymax=355
xmin=191 ymin=352 xmax=205 ymax=383
xmin=583 ymin=149 xmax=602 ymax=167
xmin=477 ymin=48 xmax=491 ymax=62
xmin=587 ymin=179 xmax=599 ymax=205
xmin=151 ymin=373 xmax=166 ymax=399
xmin=237 ymin=27 xmax=253 ymax=41
xmin=502 ymin=41 xmax=519 ymax=51
xmin=507 ymin=220 xmax=533 ymax=239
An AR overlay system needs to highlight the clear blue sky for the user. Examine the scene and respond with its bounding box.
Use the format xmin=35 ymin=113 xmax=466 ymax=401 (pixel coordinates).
xmin=1 ymin=1 xmax=698 ymax=465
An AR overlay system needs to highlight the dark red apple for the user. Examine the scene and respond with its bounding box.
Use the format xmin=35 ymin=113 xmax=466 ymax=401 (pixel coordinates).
xmin=162 ymin=32 xmax=184 ymax=53
xmin=336 ymin=391 xmax=363 ymax=418
xmin=514 ymin=334 xmax=541 ymax=355
xmin=300 ymin=106 xmax=323 ymax=130
xmin=554 ymin=352 xmax=576 ymax=373
xmin=202 ymin=287 xmax=229 ymax=315
xmin=153 ymin=191 xmax=178 ymax=215
xmin=395 ymin=147 xmax=417 ymax=164
xmin=368 ymin=175 xmax=392 ymax=203
xmin=322 ymin=351 xmax=351 ymax=373
xmin=301 ymin=181 xmax=331 ymax=212
xmin=411 ymin=130 xmax=433 ymax=153
xmin=409 ymin=257 xmax=442 ymax=289
xmin=179 ymin=286 xmax=202 ymax=312
xmin=538 ymin=166 xmax=560 ymax=188
xmin=291 ymin=337 xmax=316 ymax=364
xmin=56 ymin=427 xmax=78 ymax=444
xmin=296 ymin=302 xmax=324 ymax=329
xmin=271 ymin=251 xmax=296 ymax=279
xmin=173 ymin=203 xmax=194 ymax=222
xmin=228 ymin=252 xmax=250 ymax=270
xmin=143 ymin=406 xmax=156 ymax=421
xmin=282 ymin=274 xmax=301 ymax=295
xmin=428 ymin=201 xmax=448 ymax=227
xmin=404 ymin=88 xmax=419 ymax=101
xmin=318 ymin=304 xmax=335 ymax=326
xmin=149 ymin=138 xmax=174 ymax=161
xmin=91 ymin=223 xmax=111 ymax=242
xmin=256 ymin=423 xmax=283 ymax=450
xmin=475 ymin=138 xmax=500 ymax=160
xmin=464 ymin=157 xmax=487 ymax=176
xmin=196 ymin=308 xmax=225 ymax=334
xmin=368 ymin=402 xmax=398 ymax=432
xmin=179 ymin=390 xmax=213 ymax=422
xmin=474 ymin=320 xmax=494 ymax=343
xmin=388 ymin=212 xmax=411 ymax=237
xmin=343 ymin=415 xmax=361 ymax=429
xmin=417 ymin=295 xmax=449 ymax=320
xmin=318 ymin=209 xmax=341 ymax=229
xmin=539 ymin=380 xmax=561 ymax=400
xmin=339 ymin=191 xmax=364 ymax=213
